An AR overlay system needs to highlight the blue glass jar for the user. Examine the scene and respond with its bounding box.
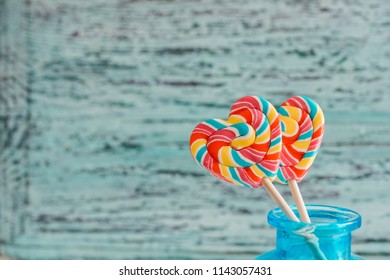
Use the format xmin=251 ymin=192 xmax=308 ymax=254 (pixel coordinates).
xmin=256 ymin=204 xmax=363 ymax=260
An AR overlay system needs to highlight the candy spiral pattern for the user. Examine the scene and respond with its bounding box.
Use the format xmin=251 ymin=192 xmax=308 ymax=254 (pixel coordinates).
xmin=276 ymin=96 xmax=325 ymax=184
xmin=190 ymin=96 xmax=282 ymax=188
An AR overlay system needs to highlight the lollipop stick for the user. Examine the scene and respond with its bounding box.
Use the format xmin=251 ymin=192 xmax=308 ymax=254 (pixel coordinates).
xmin=288 ymin=179 xmax=311 ymax=223
xmin=262 ymin=178 xmax=299 ymax=222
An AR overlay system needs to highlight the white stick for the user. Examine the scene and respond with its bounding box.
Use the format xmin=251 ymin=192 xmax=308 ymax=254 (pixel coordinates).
xmin=288 ymin=179 xmax=311 ymax=223
xmin=262 ymin=178 xmax=300 ymax=222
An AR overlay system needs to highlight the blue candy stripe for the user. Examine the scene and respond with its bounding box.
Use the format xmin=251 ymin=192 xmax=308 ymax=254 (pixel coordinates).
xmin=276 ymin=169 xmax=288 ymax=183
xmin=302 ymin=150 xmax=318 ymax=158
xmin=256 ymin=117 xmax=268 ymax=136
xmin=280 ymin=121 xmax=286 ymax=133
xmin=231 ymin=149 xmax=252 ymax=167
xmin=297 ymin=129 xmax=313 ymax=140
xmin=204 ymin=118 xmax=227 ymax=130
xmin=255 ymin=163 xmax=274 ymax=178
xmin=232 ymin=122 xmax=249 ymax=135
xmin=259 ymin=97 xmax=269 ymax=115
xmin=301 ymin=96 xmax=318 ymax=119
xmin=270 ymin=135 xmax=281 ymax=146
xmin=277 ymin=106 xmax=289 ymax=116
xmin=195 ymin=146 xmax=207 ymax=163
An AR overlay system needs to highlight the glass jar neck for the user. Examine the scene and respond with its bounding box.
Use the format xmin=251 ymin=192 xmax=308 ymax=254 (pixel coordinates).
xmin=268 ymin=205 xmax=361 ymax=260
xmin=276 ymin=227 xmax=352 ymax=259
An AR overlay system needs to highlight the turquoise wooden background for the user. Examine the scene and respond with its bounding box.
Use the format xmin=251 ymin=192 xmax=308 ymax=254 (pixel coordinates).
xmin=1 ymin=0 xmax=390 ymax=259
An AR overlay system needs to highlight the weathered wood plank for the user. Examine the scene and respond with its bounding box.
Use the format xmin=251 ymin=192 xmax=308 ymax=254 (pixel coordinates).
xmin=0 ymin=0 xmax=30 ymax=250
xmin=1 ymin=0 xmax=390 ymax=259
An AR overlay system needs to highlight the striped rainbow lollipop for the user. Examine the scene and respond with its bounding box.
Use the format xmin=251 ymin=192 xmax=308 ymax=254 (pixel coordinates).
xmin=189 ymin=95 xmax=327 ymax=258
xmin=190 ymin=96 xmax=282 ymax=188
xmin=190 ymin=96 xmax=300 ymax=222
xmin=276 ymin=96 xmax=325 ymax=183
xmin=276 ymin=95 xmax=325 ymax=223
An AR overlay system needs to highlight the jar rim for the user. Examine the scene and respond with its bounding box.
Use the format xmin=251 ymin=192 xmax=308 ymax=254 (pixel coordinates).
xmin=267 ymin=204 xmax=362 ymax=232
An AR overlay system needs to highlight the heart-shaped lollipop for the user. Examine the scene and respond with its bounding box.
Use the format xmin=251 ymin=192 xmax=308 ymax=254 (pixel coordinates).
xmin=190 ymin=96 xmax=300 ymax=221
xmin=276 ymin=96 xmax=325 ymax=183
xmin=276 ymin=96 xmax=325 ymax=222
xmin=190 ymin=96 xmax=282 ymax=188
xmin=189 ymin=95 xmax=326 ymax=259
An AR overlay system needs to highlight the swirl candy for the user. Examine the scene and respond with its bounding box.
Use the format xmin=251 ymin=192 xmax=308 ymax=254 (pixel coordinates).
xmin=190 ymin=96 xmax=282 ymax=188
xmin=276 ymin=96 xmax=325 ymax=184
xmin=275 ymin=95 xmax=325 ymax=223
xmin=189 ymin=95 xmax=327 ymax=258
xmin=190 ymin=96 xmax=299 ymax=221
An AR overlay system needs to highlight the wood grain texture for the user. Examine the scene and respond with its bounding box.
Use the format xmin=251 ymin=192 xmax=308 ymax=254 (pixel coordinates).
xmin=1 ymin=0 xmax=390 ymax=259
xmin=0 ymin=0 xmax=30 ymax=250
